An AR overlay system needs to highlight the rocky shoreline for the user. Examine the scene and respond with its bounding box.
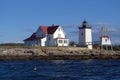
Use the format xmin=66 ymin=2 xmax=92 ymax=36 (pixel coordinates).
xmin=0 ymin=47 xmax=120 ymax=60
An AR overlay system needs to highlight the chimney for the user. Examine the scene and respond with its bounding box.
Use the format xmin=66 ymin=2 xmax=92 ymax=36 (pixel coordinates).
xmin=52 ymin=24 xmax=55 ymax=26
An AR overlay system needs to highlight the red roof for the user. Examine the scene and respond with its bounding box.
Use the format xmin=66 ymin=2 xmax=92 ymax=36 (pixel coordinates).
xmin=40 ymin=25 xmax=59 ymax=34
xmin=24 ymin=25 xmax=59 ymax=41
xmin=24 ymin=33 xmax=44 ymax=41
xmin=101 ymin=36 xmax=109 ymax=38
xmin=55 ymin=37 xmax=67 ymax=39
xmin=41 ymin=26 xmax=48 ymax=34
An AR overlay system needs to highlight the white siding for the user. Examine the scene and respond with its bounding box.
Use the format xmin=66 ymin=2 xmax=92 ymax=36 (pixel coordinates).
xmin=56 ymin=39 xmax=69 ymax=46
xmin=79 ymin=28 xmax=92 ymax=49
xmin=41 ymin=37 xmax=47 ymax=46
xmin=85 ymin=29 xmax=92 ymax=44
xmin=53 ymin=27 xmax=65 ymax=38
xmin=101 ymin=37 xmax=112 ymax=46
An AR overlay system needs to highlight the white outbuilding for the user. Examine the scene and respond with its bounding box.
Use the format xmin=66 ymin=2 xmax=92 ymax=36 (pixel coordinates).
xmin=101 ymin=36 xmax=112 ymax=46
xmin=100 ymin=27 xmax=113 ymax=50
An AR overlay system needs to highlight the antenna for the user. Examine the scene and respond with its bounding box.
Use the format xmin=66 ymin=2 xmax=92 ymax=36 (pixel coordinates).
xmin=101 ymin=27 xmax=107 ymax=37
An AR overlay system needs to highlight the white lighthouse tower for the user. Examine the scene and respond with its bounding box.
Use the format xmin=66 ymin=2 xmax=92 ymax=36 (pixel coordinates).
xmin=78 ymin=20 xmax=92 ymax=49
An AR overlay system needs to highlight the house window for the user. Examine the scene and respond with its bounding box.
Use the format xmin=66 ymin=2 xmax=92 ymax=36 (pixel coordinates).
xmin=59 ymin=40 xmax=62 ymax=43
xmin=64 ymin=40 xmax=67 ymax=43
xmin=49 ymin=37 xmax=51 ymax=41
xmin=58 ymin=34 xmax=61 ymax=37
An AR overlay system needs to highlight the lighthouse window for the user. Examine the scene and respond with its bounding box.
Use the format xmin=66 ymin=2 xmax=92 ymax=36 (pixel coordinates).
xmin=105 ymin=39 xmax=107 ymax=42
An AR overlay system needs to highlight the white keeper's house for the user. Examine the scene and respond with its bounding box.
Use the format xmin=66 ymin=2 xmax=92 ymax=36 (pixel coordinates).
xmin=24 ymin=24 xmax=69 ymax=46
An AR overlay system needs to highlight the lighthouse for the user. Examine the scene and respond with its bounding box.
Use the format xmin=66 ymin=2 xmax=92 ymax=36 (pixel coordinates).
xmin=100 ymin=27 xmax=113 ymax=50
xmin=78 ymin=20 xmax=92 ymax=49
